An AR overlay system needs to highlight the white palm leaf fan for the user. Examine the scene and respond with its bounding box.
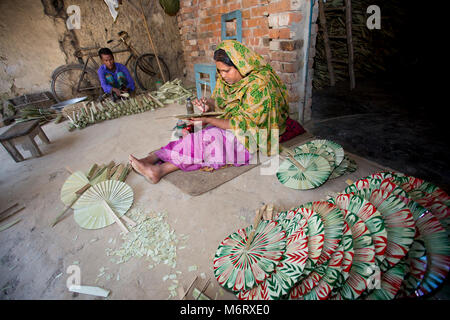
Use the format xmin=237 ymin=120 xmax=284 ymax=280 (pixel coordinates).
xmin=72 ymin=180 xmax=134 ymax=232
xmin=60 ymin=171 xmax=90 ymax=206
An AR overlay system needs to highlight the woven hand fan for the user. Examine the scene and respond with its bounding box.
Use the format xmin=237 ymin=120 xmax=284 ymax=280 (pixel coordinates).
xmin=294 ymin=141 xmax=336 ymax=170
xmin=276 ymin=153 xmax=332 ymax=190
xmin=72 ymin=180 xmax=134 ymax=230
xmin=330 ymin=155 xmax=357 ymax=179
xmin=213 ymin=220 xmax=286 ymax=292
xmin=237 ymin=217 xmax=309 ymax=300
xmin=60 ymin=171 xmax=90 ymax=206
xmin=329 ymin=209 xmax=376 ymax=300
xmin=296 ymin=139 xmax=344 ymax=167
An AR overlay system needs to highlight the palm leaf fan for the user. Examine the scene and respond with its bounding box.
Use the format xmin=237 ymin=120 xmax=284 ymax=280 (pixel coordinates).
xmin=276 ymin=153 xmax=332 ymax=190
xmin=213 ymin=220 xmax=286 ymax=292
xmin=60 ymin=171 xmax=90 ymax=206
xmin=72 ymin=180 xmax=134 ymax=230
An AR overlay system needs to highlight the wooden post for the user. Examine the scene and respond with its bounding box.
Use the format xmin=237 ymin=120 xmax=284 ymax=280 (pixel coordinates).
xmin=344 ymin=0 xmax=355 ymax=90
xmin=138 ymin=0 xmax=167 ymax=83
xmin=318 ymin=0 xmax=336 ymax=86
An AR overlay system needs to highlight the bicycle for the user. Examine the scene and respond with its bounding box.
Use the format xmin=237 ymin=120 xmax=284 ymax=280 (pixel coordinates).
xmin=51 ymin=31 xmax=171 ymax=102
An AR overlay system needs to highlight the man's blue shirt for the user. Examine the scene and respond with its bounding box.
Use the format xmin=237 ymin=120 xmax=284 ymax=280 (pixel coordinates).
xmin=97 ymin=63 xmax=135 ymax=94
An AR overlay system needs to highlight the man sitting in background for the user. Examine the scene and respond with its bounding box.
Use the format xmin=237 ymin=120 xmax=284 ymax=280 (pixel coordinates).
xmin=97 ymin=48 xmax=135 ymax=100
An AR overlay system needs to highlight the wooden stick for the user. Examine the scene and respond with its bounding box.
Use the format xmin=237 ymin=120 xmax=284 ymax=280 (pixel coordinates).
xmin=138 ymin=0 xmax=166 ymax=83
xmin=121 ymin=214 xmax=137 ymax=227
xmin=0 ymin=206 xmax=25 ymax=223
xmin=319 ymin=0 xmax=335 ymax=86
xmin=245 ymin=206 xmax=266 ymax=250
xmin=280 ymin=148 xmax=307 ymax=171
xmin=65 ymin=167 xmax=74 ymax=174
xmin=51 ymin=196 xmax=80 ymax=227
xmin=103 ymin=201 xmax=129 ymax=233
xmin=75 ymin=183 xmax=91 ymax=195
xmin=344 ymin=0 xmax=355 ymax=89
xmin=0 ymin=203 xmax=18 ymax=216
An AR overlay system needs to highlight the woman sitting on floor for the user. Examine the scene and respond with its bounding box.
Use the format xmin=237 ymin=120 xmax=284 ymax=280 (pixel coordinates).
xmin=129 ymin=39 xmax=304 ymax=183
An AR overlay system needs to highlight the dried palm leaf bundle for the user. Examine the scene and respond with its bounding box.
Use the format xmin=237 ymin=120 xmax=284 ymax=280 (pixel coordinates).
xmin=65 ymin=94 xmax=157 ymax=131
xmin=150 ymin=78 xmax=195 ymax=105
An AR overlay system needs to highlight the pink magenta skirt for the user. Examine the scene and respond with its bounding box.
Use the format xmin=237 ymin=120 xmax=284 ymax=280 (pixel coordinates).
xmin=155 ymin=126 xmax=252 ymax=171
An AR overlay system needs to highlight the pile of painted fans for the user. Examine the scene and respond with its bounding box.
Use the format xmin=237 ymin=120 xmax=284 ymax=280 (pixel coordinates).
xmin=213 ymin=171 xmax=450 ymax=300
xmin=276 ymin=139 xmax=357 ymax=190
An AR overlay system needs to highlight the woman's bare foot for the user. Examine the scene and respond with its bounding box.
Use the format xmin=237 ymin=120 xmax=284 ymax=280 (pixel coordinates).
xmin=129 ymin=154 xmax=163 ymax=183
xmin=138 ymin=152 xmax=160 ymax=165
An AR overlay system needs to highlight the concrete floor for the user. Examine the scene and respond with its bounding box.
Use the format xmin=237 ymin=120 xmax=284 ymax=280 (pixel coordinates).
xmin=0 ymin=102 xmax=390 ymax=300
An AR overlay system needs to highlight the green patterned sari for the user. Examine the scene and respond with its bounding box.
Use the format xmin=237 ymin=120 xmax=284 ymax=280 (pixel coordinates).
xmin=212 ymin=40 xmax=289 ymax=155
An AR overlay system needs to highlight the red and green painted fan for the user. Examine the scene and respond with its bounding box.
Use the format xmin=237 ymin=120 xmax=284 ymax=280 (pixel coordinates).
xmin=299 ymin=201 xmax=344 ymax=266
xmin=276 ymin=208 xmax=325 ymax=279
xmin=237 ymin=218 xmax=309 ymax=300
xmin=213 ymin=220 xmax=286 ymax=292
xmin=330 ymin=193 xmax=387 ymax=267
xmin=330 ymin=209 xmax=376 ymax=300
xmin=300 ymin=240 xmax=345 ymax=300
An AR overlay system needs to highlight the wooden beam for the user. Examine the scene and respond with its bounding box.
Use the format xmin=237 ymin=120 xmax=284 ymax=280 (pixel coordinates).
xmin=344 ymin=0 xmax=356 ymax=90
xmin=138 ymin=0 xmax=167 ymax=83
xmin=318 ymin=0 xmax=336 ymax=86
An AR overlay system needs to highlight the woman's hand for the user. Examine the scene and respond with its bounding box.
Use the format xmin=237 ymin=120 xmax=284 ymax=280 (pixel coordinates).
xmin=192 ymin=97 xmax=215 ymax=113
xmin=188 ymin=117 xmax=210 ymax=126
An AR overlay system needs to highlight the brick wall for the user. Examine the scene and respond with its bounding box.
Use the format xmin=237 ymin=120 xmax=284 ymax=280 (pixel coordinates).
xmin=176 ymin=0 xmax=317 ymax=123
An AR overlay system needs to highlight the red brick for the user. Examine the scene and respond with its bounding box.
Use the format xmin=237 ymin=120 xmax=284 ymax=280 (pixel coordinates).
xmin=289 ymin=12 xmax=302 ymax=24
xmin=279 ymin=39 xmax=303 ymax=51
xmin=244 ymin=17 xmax=267 ymax=28
xmin=228 ymin=2 xmax=242 ymax=11
xmin=253 ymin=26 xmax=269 ymax=37
xmin=242 ymin=0 xmax=259 ymax=7
xmin=242 ymin=29 xmax=252 ymax=38
xmin=281 ymin=62 xmax=301 ymax=73
xmin=270 ymin=51 xmax=298 ymax=62
xmin=268 ymin=0 xmax=291 ymax=14
xmin=242 ymin=8 xmax=251 ymax=19
xmin=269 ymin=27 xmax=290 ymax=39
xmin=200 ymin=17 xmax=212 ymax=25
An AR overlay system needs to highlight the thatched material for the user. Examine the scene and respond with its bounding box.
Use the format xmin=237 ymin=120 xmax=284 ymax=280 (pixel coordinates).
xmin=313 ymin=0 xmax=406 ymax=89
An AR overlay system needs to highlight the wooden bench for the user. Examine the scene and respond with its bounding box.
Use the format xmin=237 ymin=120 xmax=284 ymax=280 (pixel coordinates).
xmin=0 ymin=120 xmax=50 ymax=162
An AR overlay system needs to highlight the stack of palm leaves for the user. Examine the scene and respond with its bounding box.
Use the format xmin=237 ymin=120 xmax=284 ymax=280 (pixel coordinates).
xmin=150 ymin=78 xmax=195 ymax=105
xmin=64 ymin=79 xmax=195 ymax=131
xmin=65 ymin=93 xmax=162 ymax=131
xmin=15 ymin=105 xmax=64 ymax=125
xmin=313 ymin=0 xmax=406 ymax=89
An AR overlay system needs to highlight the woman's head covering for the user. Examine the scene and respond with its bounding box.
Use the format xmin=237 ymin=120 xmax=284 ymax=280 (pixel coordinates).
xmin=212 ymin=40 xmax=289 ymax=155
xmin=215 ymin=40 xmax=266 ymax=77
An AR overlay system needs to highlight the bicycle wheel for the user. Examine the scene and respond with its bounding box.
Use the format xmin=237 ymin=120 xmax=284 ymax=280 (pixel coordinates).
xmin=134 ymin=53 xmax=171 ymax=91
xmin=51 ymin=64 xmax=102 ymax=102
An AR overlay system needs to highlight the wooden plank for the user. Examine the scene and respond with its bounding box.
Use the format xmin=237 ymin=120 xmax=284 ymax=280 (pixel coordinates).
xmin=344 ymin=0 xmax=356 ymax=89
xmin=318 ymin=0 xmax=336 ymax=86
xmin=1 ymin=140 xmax=24 ymax=162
